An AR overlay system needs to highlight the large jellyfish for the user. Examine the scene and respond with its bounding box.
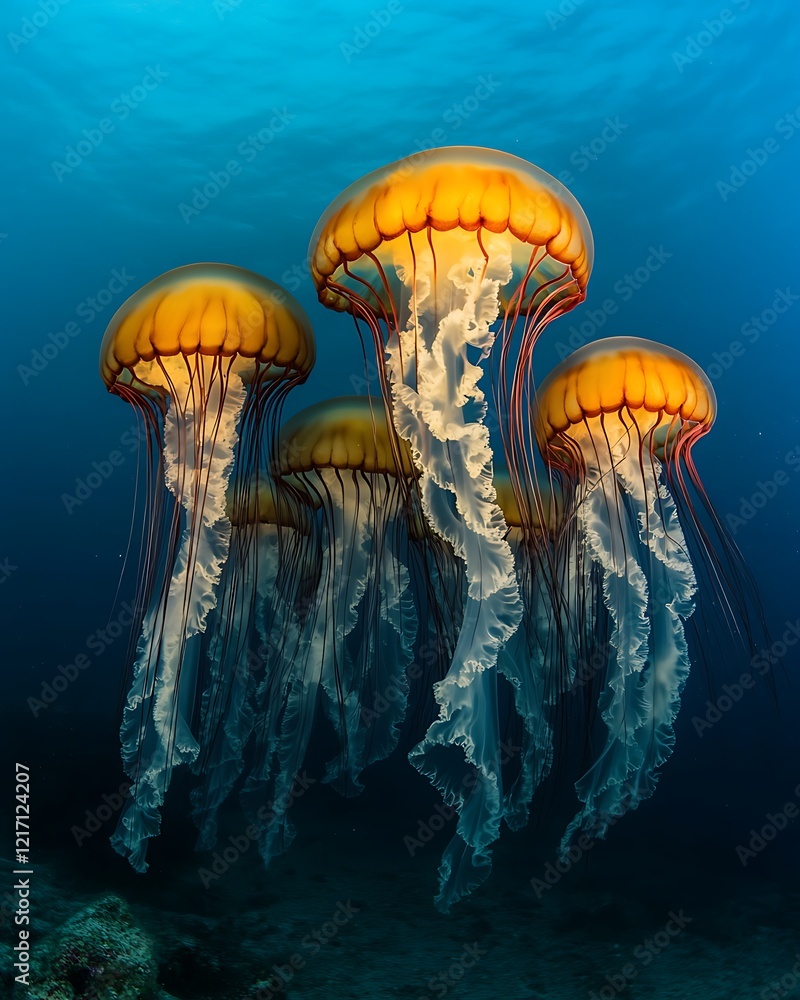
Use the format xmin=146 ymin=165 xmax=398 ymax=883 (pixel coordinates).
xmin=249 ymin=395 xmax=419 ymax=862
xmin=533 ymin=336 xmax=723 ymax=857
xmin=309 ymin=146 xmax=592 ymax=908
xmin=98 ymin=263 xmax=315 ymax=871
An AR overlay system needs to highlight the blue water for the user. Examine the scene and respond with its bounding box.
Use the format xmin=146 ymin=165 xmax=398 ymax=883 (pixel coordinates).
xmin=2 ymin=1 xmax=800 ymax=997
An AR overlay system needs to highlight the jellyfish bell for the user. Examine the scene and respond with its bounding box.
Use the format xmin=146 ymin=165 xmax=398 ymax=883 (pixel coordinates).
xmin=310 ymin=146 xmax=593 ymax=910
xmin=279 ymin=394 xmax=415 ymax=480
xmin=99 ymin=262 xmax=314 ymax=872
xmin=534 ymin=336 xmax=720 ymax=857
xmin=493 ymin=465 xmax=560 ymax=539
xmin=310 ymin=146 xmax=591 ymax=317
xmin=100 ymin=262 xmax=315 ymax=400
xmin=536 ymin=336 xmax=715 ymax=477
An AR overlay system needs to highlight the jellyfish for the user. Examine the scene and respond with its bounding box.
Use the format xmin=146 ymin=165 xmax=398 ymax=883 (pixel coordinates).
xmin=248 ymin=395 xmax=418 ymax=863
xmin=190 ymin=477 xmax=315 ymax=851
xmin=309 ymin=146 xmax=592 ymax=909
xmin=220 ymin=474 xmax=323 ymax=859
xmin=99 ymin=262 xmax=314 ymax=871
xmin=533 ymin=336 xmax=723 ymax=857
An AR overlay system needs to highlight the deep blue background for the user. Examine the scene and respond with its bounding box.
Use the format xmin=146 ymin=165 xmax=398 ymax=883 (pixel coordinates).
xmin=1 ymin=0 xmax=799 ymax=904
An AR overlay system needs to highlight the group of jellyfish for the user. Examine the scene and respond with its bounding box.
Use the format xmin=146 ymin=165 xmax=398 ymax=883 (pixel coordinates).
xmin=99 ymin=147 xmax=754 ymax=911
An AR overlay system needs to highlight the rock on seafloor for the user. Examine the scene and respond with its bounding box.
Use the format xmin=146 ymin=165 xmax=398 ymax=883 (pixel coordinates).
xmin=15 ymin=894 xmax=158 ymax=1000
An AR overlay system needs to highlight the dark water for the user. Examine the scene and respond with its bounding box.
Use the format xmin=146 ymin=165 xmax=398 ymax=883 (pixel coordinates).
xmin=2 ymin=0 xmax=799 ymax=997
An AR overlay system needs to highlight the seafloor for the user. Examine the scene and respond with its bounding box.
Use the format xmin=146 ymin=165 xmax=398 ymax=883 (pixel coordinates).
xmin=2 ymin=713 xmax=798 ymax=1000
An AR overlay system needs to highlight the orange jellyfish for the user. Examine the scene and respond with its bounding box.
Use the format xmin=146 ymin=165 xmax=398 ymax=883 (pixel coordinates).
xmin=237 ymin=397 xmax=419 ymax=864
xmin=276 ymin=397 xmax=418 ymax=795
xmin=534 ymin=336 xmax=752 ymax=858
xmin=310 ymin=146 xmax=592 ymax=909
xmin=99 ymin=262 xmax=315 ymax=872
